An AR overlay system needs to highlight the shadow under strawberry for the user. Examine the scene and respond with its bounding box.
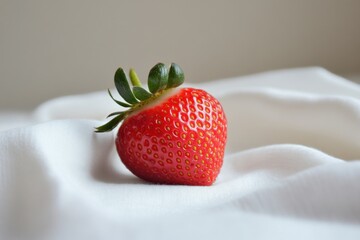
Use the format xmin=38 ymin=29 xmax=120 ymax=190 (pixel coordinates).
xmin=90 ymin=147 xmax=145 ymax=184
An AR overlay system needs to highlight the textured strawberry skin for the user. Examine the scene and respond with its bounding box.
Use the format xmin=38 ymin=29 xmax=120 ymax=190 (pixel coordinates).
xmin=116 ymin=88 xmax=227 ymax=186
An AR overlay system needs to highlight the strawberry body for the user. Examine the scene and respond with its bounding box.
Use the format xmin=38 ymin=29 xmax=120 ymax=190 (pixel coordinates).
xmin=116 ymin=88 xmax=227 ymax=185
xmin=96 ymin=63 xmax=228 ymax=186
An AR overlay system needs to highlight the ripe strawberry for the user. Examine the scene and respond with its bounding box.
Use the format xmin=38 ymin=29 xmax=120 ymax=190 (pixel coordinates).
xmin=96 ymin=63 xmax=227 ymax=186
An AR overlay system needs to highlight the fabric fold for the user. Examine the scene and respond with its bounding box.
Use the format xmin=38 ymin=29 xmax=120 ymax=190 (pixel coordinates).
xmin=1 ymin=67 xmax=360 ymax=239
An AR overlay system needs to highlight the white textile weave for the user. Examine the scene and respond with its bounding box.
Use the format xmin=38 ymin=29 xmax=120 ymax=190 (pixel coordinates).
xmin=1 ymin=67 xmax=360 ymax=240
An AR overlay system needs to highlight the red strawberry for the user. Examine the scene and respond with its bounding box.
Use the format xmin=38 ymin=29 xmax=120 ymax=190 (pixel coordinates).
xmin=96 ymin=63 xmax=227 ymax=186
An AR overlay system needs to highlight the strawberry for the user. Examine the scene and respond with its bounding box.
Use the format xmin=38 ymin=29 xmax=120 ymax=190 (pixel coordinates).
xmin=96 ymin=63 xmax=227 ymax=186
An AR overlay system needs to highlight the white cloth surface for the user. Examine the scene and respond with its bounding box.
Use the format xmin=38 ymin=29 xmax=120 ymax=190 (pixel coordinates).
xmin=1 ymin=67 xmax=360 ymax=239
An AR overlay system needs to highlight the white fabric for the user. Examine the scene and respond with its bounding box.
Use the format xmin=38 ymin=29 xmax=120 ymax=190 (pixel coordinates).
xmin=1 ymin=67 xmax=360 ymax=240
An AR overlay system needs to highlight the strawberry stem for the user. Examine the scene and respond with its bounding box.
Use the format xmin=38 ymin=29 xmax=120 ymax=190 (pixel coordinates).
xmin=129 ymin=68 xmax=142 ymax=87
xmin=95 ymin=63 xmax=185 ymax=133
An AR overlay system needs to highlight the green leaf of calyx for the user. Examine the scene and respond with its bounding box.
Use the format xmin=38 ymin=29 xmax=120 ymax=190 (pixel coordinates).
xmin=114 ymin=68 xmax=139 ymax=104
xmin=106 ymin=111 xmax=125 ymax=118
xmin=133 ymin=86 xmax=153 ymax=101
xmin=167 ymin=63 xmax=185 ymax=89
xmin=95 ymin=113 xmax=126 ymax=132
xmin=148 ymin=63 xmax=169 ymax=94
xmin=108 ymin=89 xmax=132 ymax=108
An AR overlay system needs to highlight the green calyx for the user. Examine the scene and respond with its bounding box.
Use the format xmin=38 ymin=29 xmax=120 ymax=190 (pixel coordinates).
xmin=95 ymin=63 xmax=185 ymax=133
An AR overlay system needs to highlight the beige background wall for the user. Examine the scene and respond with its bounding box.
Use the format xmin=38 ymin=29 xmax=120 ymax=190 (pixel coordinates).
xmin=1 ymin=0 xmax=360 ymax=110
